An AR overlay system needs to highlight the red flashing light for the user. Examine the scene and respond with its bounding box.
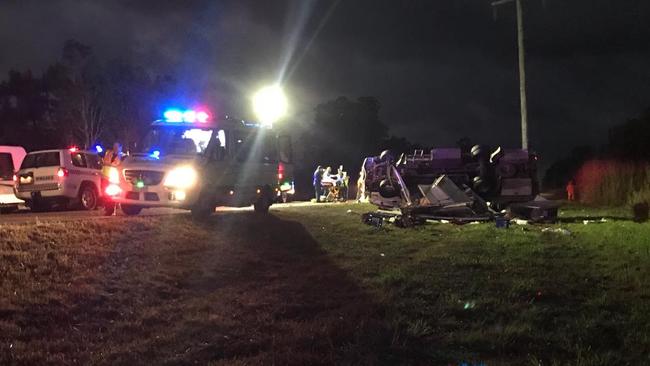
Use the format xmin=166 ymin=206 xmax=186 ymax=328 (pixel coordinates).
xmin=57 ymin=167 xmax=68 ymax=178
xmin=69 ymin=147 xmax=78 ymax=152
xmin=196 ymin=111 xmax=209 ymax=123
xmin=278 ymin=162 xmax=285 ymax=181
xmin=12 ymin=173 xmax=17 ymax=183
xmin=278 ymin=163 xmax=284 ymax=179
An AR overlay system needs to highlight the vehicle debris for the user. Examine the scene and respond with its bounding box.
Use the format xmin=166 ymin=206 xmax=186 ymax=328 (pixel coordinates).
xmin=359 ymin=145 xmax=559 ymax=223
xmin=541 ymin=227 xmax=571 ymax=235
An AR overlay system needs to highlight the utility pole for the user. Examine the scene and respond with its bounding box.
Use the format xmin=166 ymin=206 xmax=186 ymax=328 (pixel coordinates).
xmin=492 ymin=0 xmax=529 ymax=150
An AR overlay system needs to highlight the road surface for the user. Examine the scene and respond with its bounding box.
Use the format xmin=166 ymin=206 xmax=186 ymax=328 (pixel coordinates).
xmin=0 ymin=200 xmax=337 ymax=224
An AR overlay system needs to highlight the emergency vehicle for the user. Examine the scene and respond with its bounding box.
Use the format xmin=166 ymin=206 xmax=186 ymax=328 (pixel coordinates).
xmin=103 ymin=109 xmax=294 ymax=217
xmin=0 ymin=146 xmax=26 ymax=212
xmin=15 ymin=148 xmax=105 ymax=211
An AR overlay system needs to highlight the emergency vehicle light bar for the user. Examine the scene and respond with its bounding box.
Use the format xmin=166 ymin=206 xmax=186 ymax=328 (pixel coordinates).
xmin=163 ymin=109 xmax=210 ymax=123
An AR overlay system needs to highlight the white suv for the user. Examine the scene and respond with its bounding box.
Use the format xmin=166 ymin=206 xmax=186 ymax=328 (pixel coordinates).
xmin=15 ymin=148 xmax=106 ymax=211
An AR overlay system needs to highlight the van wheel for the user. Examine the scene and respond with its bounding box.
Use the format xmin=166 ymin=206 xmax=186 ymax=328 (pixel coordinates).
xmin=254 ymin=187 xmax=272 ymax=213
xmin=191 ymin=202 xmax=214 ymax=220
xmin=254 ymin=198 xmax=270 ymax=213
xmin=79 ymin=184 xmax=98 ymax=210
xmin=121 ymin=204 xmax=142 ymax=216
xmin=191 ymin=190 xmax=215 ymax=220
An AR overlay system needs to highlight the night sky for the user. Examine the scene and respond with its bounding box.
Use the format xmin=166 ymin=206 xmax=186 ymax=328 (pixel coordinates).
xmin=1 ymin=0 xmax=649 ymax=167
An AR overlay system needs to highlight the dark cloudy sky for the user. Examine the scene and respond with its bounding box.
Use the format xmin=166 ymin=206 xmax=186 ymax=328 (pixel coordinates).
xmin=1 ymin=0 xmax=649 ymax=165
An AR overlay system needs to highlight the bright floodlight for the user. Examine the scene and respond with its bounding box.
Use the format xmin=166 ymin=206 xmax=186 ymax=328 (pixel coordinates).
xmin=253 ymin=85 xmax=288 ymax=126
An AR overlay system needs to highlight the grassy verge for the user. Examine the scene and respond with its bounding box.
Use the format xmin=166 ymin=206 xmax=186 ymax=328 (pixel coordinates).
xmin=275 ymin=203 xmax=650 ymax=365
xmin=1 ymin=203 xmax=649 ymax=365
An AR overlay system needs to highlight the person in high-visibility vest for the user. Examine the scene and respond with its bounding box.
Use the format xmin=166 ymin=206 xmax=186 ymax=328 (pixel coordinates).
xmin=101 ymin=143 xmax=123 ymax=192
xmin=103 ymin=143 xmax=122 ymax=167
xmin=101 ymin=143 xmax=123 ymax=215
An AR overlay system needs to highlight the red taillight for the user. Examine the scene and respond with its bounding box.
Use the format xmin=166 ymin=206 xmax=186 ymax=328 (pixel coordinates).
xmin=57 ymin=167 xmax=68 ymax=178
xmin=278 ymin=162 xmax=285 ymax=180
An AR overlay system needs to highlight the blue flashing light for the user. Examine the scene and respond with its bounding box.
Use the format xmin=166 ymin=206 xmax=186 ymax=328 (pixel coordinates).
xmin=95 ymin=145 xmax=103 ymax=153
xmin=183 ymin=110 xmax=196 ymax=123
xmin=150 ymin=150 xmax=161 ymax=159
xmin=164 ymin=109 xmax=183 ymax=123
xmin=163 ymin=108 xmax=210 ymax=123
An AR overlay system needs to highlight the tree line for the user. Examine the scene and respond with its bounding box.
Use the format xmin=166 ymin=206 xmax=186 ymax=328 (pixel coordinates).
xmin=0 ymin=40 xmax=176 ymax=151
xmin=543 ymin=108 xmax=650 ymax=189
xmin=0 ymin=40 xmax=421 ymax=197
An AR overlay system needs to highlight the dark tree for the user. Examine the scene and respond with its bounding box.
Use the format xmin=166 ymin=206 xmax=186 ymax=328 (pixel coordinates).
xmin=379 ymin=136 xmax=420 ymax=156
xmin=543 ymin=145 xmax=595 ymax=189
xmin=608 ymin=108 xmax=650 ymax=161
xmin=0 ymin=70 xmax=59 ymax=150
xmin=304 ymin=96 xmax=388 ymax=171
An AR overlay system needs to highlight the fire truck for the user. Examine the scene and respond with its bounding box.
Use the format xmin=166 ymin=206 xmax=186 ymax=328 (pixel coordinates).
xmin=104 ymin=109 xmax=294 ymax=217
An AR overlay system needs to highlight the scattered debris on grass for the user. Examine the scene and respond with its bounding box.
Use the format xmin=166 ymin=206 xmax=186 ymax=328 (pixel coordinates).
xmin=541 ymin=227 xmax=572 ymax=235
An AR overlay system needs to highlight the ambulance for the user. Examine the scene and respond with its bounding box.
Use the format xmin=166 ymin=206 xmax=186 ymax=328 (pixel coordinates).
xmin=104 ymin=109 xmax=294 ymax=217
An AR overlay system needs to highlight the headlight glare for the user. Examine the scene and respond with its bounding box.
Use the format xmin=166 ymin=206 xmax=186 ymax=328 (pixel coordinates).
xmin=163 ymin=166 xmax=197 ymax=189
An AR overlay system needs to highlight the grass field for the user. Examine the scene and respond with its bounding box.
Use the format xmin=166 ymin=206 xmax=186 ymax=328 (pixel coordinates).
xmin=1 ymin=203 xmax=649 ymax=365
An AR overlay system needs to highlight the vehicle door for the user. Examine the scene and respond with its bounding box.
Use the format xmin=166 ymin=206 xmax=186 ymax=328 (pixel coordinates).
xmin=201 ymin=129 xmax=233 ymax=186
xmin=18 ymin=152 xmax=61 ymax=192
xmin=83 ymin=152 xmax=104 ymax=194
xmin=231 ymin=129 xmax=278 ymax=188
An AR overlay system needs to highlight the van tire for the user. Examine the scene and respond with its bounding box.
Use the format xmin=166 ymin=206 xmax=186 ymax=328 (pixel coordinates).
xmin=254 ymin=186 xmax=273 ymax=213
xmin=191 ymin=189 xmax=216 ymax=220
xmin=79 ymin=183 xmax=98 ymax=211
xmin=254 ymin=198 xmax=270 ymax=213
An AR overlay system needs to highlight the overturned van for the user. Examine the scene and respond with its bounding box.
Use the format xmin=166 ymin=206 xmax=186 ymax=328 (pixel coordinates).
xmin=361 ymin=145 xmax=540 ymax=217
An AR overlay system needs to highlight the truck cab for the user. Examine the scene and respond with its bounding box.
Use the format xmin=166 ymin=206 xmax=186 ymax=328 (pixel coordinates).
xmin=104 ymin=111 xmax=293 ymax=217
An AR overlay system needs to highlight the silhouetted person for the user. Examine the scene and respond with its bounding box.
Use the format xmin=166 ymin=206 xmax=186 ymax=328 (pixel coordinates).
xmin=566 ymin=179 xmax=576 ymax=201
xmin=337 ymin=165 xmax=348 ymax=201
xmin=313 ymin=166 xmax=323 ymax=202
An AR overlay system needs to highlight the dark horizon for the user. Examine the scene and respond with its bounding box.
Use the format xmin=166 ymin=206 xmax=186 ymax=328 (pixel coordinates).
xmin=1 ymin=0 xmax=649 ymax=166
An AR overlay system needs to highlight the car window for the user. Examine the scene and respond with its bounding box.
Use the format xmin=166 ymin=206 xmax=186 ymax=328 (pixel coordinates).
xmin=20 ymin=152 xmax=61 ymax=169
xmin=71 ymin=152 xmax=86 ymax=168
xmin=0 ymin=153 xmax=14 ymax=180
xmin=85 ymin=153 xmax=102 ymax=170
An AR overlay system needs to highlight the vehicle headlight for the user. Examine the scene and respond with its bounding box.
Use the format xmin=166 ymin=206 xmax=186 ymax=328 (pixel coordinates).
xmin=107 ymin=167 xmax=121 ymax=184
xmin=163 ymin=166 xmax=197 ymax=189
